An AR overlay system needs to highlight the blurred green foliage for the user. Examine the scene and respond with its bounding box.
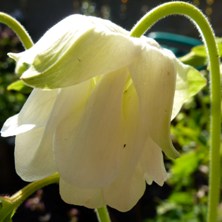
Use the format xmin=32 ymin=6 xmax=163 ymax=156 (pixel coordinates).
xmin=180 ymin=38 xmax=222 ymax=67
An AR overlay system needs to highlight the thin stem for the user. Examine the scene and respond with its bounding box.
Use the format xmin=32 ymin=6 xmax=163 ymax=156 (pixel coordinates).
xmin=131 ymin=2 xmax=221 ymax=222
xmin=95 ymin=207 xmax=111 ymax=222
xmin=10 ymin=173 xmax=59 ymax=208
xmin=0 ymin=12 xmax=33 ymax=49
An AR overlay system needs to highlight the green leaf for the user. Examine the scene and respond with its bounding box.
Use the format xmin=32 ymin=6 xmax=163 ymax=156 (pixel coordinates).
xmin=180 ymin=38 xmax=222 ymax=67
xmin=172 ymin=65 xmax=206 ymax=119
xmin=7 ymin=80 xmax=32 ymax=94
xmin=185 ymin=67 xmax=206 ymax=96
xmin=180 ymin=50 xmax=207 ymax=67
xmin=169 ymin=150 xmax=199 ymax=186
xmin=169 ymin=192 xmax=193 ymax=205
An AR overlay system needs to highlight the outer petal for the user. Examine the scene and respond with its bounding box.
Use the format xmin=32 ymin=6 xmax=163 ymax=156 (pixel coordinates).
xmin=15 ymin=127 xmax=56 ymax=181
xmin=4 ymin=89 xmax=58 ymax=128
xmin=103 ymin=165 xmax=146 ymax=212
xmin=59 ymin=178 xmax=104 ymax=209
xmin=61 ymin=166 xmax=146 ymax=212
xmin=140 ymin=137 xmax=167 ymax=186
xmin=1 ymin=89 xmax=59 ymax=181
xmin=9 ymin=15 xmax=141 ymax=89
xmin=13 ymin=80 xmax=94 ymax=181
xmin=129 ymin=37 xmax=178 ymax=159
xmin=1 ymin=89 xmax=57 ymax=136
xmin=1 ymin=114 xmax=34 ymax=137
xmin=54 ymin=69 xmax=129 ymax=187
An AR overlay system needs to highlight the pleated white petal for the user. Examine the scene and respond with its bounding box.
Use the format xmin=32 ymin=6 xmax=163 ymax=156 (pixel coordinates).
xmin=60 ymin=166 xmax=146 ymax=212
xmin=129 ymin=38 xmax=178 ymax=159
xmin=59 ymin=178 xmax=104 ymax=209
xmin=140 ymin=137 xmax=167 ymax=186
xmin=1 ymin=89 xmax=57 ymax=136
xmin=15 ymin=127 xmax=56 ymax=181
xmin=12 ymin=89 xmax=59 ymax=181
xmin=103 ymin=165 xmax=146 ymax=212
xmin=54 ymin=69 xmax=129 ymax=187
xmin=102 ymin=81 xmax=146 ymax=212
xmin=119 ymin=80 xmax=143 ymax=172
xmin=1 ymin=114 xmax=34 ymax=137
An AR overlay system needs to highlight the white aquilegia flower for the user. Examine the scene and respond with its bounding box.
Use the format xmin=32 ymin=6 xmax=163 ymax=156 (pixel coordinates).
xmin=1 ymin=15 xmax=205 ymax=211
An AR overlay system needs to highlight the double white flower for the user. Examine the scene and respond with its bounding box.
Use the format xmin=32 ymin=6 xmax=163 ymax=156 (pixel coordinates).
xmin=1 ymin=15 xmax=205 ymax=211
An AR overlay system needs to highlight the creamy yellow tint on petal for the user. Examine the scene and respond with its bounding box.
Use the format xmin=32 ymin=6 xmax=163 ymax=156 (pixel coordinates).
xmin=9 ymin=15 xmax=142 ymax=89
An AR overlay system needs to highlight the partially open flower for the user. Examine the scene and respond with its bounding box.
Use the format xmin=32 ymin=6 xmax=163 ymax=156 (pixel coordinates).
xmin=1 ymin=15 xmax=205 ymax=211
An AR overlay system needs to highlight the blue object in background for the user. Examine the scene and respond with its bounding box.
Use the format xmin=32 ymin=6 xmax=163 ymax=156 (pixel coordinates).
xmin=147 ymin=32 xmax=202 ymax=57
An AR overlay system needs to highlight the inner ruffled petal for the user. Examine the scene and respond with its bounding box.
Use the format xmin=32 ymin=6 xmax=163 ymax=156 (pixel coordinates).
xmin=129 ymin=38 xmax=178 ymax=159
xmin=140 ymin=137 xmax=168 ymax=186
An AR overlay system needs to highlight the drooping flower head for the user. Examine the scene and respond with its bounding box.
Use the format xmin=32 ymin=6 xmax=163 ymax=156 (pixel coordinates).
xmin=1 ymin=15 xmax=205 ymax=211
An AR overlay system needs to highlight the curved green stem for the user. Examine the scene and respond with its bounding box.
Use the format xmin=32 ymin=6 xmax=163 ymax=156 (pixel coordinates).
xmin=131 ymin=2 xmax=221 ymax=222
xmin=0 ymin=12 xmax=33 ymax=49
xmin=10 ymin=173 xmax=59 ymax=208
xmin=95 ymin=207 xmax=111 ymax=222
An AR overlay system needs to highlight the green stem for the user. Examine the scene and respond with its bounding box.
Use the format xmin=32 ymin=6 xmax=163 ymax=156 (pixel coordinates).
xmin=10 ymin=173 xmax=59 ymax=208
xmin=95 ymin=206 xmax=111 ymax=222
xmin=131 ymin=2 xmax=221 ymax=222
xmin=0 ymin=12 xmax=33 ymax=49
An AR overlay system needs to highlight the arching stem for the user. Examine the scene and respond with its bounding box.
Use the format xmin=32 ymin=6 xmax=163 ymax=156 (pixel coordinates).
xmin=130 ymin=2 xmax=221 ymax=222
xmin=95 ymin=207 xmax=112 ymax=222
xmin=10 ymin=173 xmax=59 ymax=209
xmin=0 ymin=12 xmax=33 ymax=49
